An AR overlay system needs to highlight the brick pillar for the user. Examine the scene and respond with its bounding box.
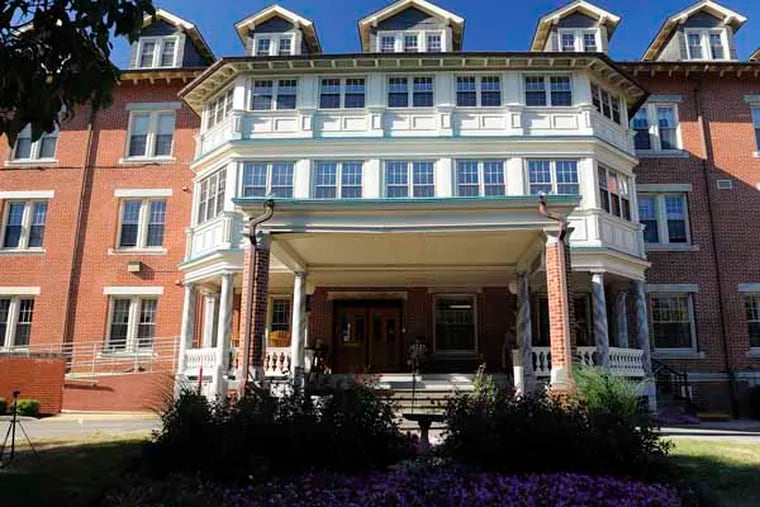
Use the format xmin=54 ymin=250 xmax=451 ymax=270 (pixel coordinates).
xmin=237 ymin=233 xmax=271 ymax=395
xmin=545 ymin=232 xmax=576 ymax=392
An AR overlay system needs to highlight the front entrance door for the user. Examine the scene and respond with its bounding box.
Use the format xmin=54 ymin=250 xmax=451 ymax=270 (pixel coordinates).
xmin=333 ymin=302 xmax=402 ymax=373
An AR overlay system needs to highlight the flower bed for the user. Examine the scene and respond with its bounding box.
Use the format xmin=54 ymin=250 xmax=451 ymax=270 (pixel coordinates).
xmin=104 ymin=469 xmax=683 ymax=507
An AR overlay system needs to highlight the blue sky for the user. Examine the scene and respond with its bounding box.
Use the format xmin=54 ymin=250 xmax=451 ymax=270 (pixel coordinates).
xmin=112 ymin=0 xmax=760 ymax=67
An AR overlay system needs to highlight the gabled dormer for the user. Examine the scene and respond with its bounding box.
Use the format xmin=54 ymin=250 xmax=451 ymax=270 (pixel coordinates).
xmin=358 ymin=0 xmax=464 ymax=54
xmin=235 ymin=4 xmax=321 ymax=57
xmin=750 ymin=48 xmax=760 ymax=62
xmin=129 ymin=9 xmax=214 ymax=69
xmin=531 ymin=1 xmax=620 ymax=54
xmin=642 ymin=0 xmax=746 ymax=62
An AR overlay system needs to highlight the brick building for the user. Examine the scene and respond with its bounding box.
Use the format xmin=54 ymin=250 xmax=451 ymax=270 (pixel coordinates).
xmin=1 ymin=0 xmax=760 ymax=414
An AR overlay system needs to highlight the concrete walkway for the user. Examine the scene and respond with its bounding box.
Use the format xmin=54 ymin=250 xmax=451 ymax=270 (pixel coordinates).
xmin=0 ymin=411 xmax=159 ymax=444
xmin=660 ymin=420 xmax=760 ymax=442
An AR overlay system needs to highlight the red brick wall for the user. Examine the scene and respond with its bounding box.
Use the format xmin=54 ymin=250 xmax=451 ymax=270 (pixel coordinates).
xmin=62 ymin=372 xmax=172 ymax=412
xmin=0 ymin=355 xmax=66 ymax=414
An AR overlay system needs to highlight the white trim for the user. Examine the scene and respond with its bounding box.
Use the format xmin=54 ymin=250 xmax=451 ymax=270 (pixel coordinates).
xmin=638 ymin=192 xmax=692 ymax=247
xmin=126 ymin=102 xmax=182 ymax=111
xmin=632 ymin=102 xmax=682 ymax=152
xmin=0 ymin=190 xmax=55 ymax=199
xmin=0 ymin=287 xmax=41 ymax=296
xmin=637 ymin=184 xmax=692 ymax=193
xmin=684 ymin=28 xmax=731 ymax=62
xmin=252 ymin=33 xmax=297 ymax=57
xmin=739 ymin=283 xmax=760 ymax=293
xmin=103 ymin=286 xmax=165 ymax=296
xmin=557 ymin=28 xmax=601 ymax=53
xmin=124 ymin=110 xmax=176 ymax=161
xmin=114 ymin=188 xmax=173 ymax=198
xmin=134 ymin=35 xmax=180 ymax=69
xmin=646 ymin=284 xmax=698 ymax=293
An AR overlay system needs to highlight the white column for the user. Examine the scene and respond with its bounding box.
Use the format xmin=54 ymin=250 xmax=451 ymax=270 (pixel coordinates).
xmin=513 ymin=272 xmax=535 ymax=394
xmin=591 ymin=272 xmax=610 ymax=371
xmin=175 ymin=282 xmax=195 ymax=395
xmin=213 ymin=273 xmax=234 ymax=398
xmin=634 ymin=280 xmax=657 ymax=412
xmin=290 ymin=271 xmax=307 ymax=391
xmin=201 ymin=292 xmax=218 ymax=348
xmin=615 ymin=290 xmax=629 ymax=348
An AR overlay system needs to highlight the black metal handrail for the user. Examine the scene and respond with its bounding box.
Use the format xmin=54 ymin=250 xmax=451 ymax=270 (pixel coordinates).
xmin=651 ymin=357 xmax=692 ymax=402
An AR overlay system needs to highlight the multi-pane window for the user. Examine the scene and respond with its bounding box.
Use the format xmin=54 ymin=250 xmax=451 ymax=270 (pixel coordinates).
xmin=2 ymin=200 xmax=47 ymax=250
xmin=252 ymin=35 xmax=295 ymax=57
xmin=387 ymin=76 xmax=434 ymax=108
xmin=525 ymin=76 xmax=572 ymax=106
xmin=561 ymin=32 xmax=575 ymax=52
xmin=583 ymin=33 xmax=598 ymax=52
xmin=427 ymin=33 xmax=442 ymax=52
xmin=12 ymin=124 xmax=58 ymax=161
xmin=590 ymin=84 xmax=622 ymax=124
xmin=135 ymin=37 xmax=178 ymax=68
xmin=455 ymin=160 xmax=505 ymax=197
xmin=630 ymin=103 xmax=680 ymax=151
xmin=376 ymin=31 xmax=444 ymax=53
xmin=319 ymin=78 xmax=366 ymax=109
xmin=384 ymin=161 xmax=435 ymax=198
xmin=404 ymin=34 xmax=418 ymax=53
xmin=117 ymin=199 xmax=166 ymax=249
xmin=278 ymin=38 xmax=292 ymax=56
xmin=107 ymin=297 xmax=158 ymax=352
xmin=527 ymin=160 xmax=579 ymax=195
xmin=380 ymin=35 xmax=396 ymax=53
xmin=456 ymin=76 xmax=501 ymax=107
xmin=752 ymin=108 xmax=760 ymax=151
xmin=206 ymin=88 xmax=234 ymax=129
xmin=649 ymin=294 xmax=696 ymax=350
xmin=435 ymin=295 xmax=476 ymax=352
xmin=268 ymin=297 xmax=291 ymax=346
xmin=0 ymin=297 xmax=34 ymax=349
xmin=685 ymin=30 xmax=728 ymax=61
xmin=127 ymin=111 xmax=176 ymax=159
xmin=557 ymin=29 xmax=599 ymax=52
xmin=256 ymin=38 xmax=271 ymax=56
xmin=745 ymin=296 xmax=760 ymax=348
xmin=637 ymin=193 xmax=690 ymax=246
xmin=313 ymin=161 xmax=363 ymax=199
xmin=598 ymin=166 xmax=631 ymax=220
xmin=196 ymin=169 xmax=226 ymax=224
xmin=242 ymin=162 xmax=294 ymax=198
xmin=252 ymin=79 xmax=297 ymax=110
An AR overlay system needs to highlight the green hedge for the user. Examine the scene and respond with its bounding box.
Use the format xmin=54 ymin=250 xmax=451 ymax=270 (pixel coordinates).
xmin=16 ymin=399 xmax=40 ymax=417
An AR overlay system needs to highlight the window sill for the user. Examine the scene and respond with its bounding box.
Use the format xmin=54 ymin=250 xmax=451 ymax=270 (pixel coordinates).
xmin=108 ymin=247 xmax=167 ymax=256
xmin=118 ymin=157 xmax=176 ymax=166
xmin=645 ymin=244 xmax=699 ymax=252
xmin=636 ymin=150 xmax=689 ymax=159
xmin=4 ymin=159 xmax=59 ymax=168
xmin=746 ymin=349 xmax=760 ymax=358
xmin=0 ymin=248 xmax=46 ymax=255
xmin=653 ymin=350 xmax=705 ymax=359
xmin=752 ymin=152 xmax=760 ymax=159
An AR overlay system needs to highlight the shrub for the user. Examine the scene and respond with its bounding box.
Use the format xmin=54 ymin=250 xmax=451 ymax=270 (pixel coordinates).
xmin=0 ymin=397 xmax=6 ymax=414
xmin=15 ymin=398 xmax=40 ymax=417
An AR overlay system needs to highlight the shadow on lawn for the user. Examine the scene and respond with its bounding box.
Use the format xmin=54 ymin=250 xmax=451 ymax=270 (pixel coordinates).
xmin=0 ymin=438 xmax=145 ymax=507
xmin=670 ymin=453 xmax=760 ymax=507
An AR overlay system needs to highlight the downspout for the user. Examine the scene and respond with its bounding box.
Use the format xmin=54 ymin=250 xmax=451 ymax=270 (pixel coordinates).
xmin=61 ymin=107 xmax=97 ymax=360
xmin=693 ymin=78 xmax=739 ymax=417
xmin=238 ymin=199 xmax=275 ymax=396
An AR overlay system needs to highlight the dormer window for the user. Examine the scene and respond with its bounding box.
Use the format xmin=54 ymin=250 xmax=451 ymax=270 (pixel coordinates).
xmin=136 ymin=37 xmax=179 ymax=68
xmin=427 ymin=33 xmax=442 ymax=53
xmin=404 ymin=34 xmax=418 ymax=53
xmin=685 ymin=29 xmax=728 ymax=61
xmin=558 ymin=29 xmax=600 ymax=53
xmin=252 ymin=34 xmax=296 ymax=56
xmin=376 ymin=30 xmax=446 ymax=53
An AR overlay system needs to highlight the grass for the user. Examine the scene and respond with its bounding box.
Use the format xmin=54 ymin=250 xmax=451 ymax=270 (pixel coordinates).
xmin=670 ymin=439 xmax=760 ymax=507
xmin=0 ymin=433 xmax=148 ymax=507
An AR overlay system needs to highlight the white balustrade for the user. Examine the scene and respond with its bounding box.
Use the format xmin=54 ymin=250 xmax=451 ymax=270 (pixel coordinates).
xmin=513 ymin=346 xmax=644 ymax=379
xmin=265 ymin=347 xmax=292 ymax=377
xmin=608 ymin=347 xmax=645 ymax=377
xmin=186 ymin=212 xmax=243 ymax=261
xmin=184 ymin=347 xmax=218 ymax=375
xmin=577 ymin=347 xmax=596 ymax=368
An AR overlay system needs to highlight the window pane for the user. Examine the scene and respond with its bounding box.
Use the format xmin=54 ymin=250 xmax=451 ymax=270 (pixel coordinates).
xmin=109 ymin=299 xmax=131 ymax=350
xmin=651 ymin=295 xmax=693 ymax=349
xmin=319 ymin=78 xmax=341 ymax=109
xmin=388 ymin=77 xmax=409 ymax=108
xmin=252 ymin=80 xmax=273 ymax=110
xmin=550 ymin=76 xmax=572 ymax=106
xmin=456 ymin=77 xmax=477 ymax=107
xmin=146 ymin=200 xmax=166 ymax=247
xmin=160 ymin=39 xmax=176 ymax=67
xmin=665 ymin=195 xmax=687 ymax=243
xmin=14 ymin=298 xmax=34 ymax=347
xmin=687 ymin=33 xmax=703 ymax=59
xmin=385 ymin=161 xmax=409 ymax=198
xmin=483 ymin=161 xmax=505 ymax=196
xmin=481 ymin=76 xmax=501 ymax=107
xmin=456 ymin=160 xmax=479 ymax=197
xmin=435 ymin=297 xmax=475 ymax=351
xmin=528 ymin=160 xmax=552 ymax=195
xmin=271 ymin=299 xmax=291 ymax=338
xmin=137 ymin=299 xmax=157 ymax=348
xmin=611 ymin=97 xmax=621 ymax=124
xmin=412 ymin=161 xmax=434 ymax=197
xmin=14 ymin=137 xmax=32 ymax=160
xmin=119 ymin=200 xmax=141 ymax=247
xmin=561 ymin=33 xmax=575 ymax=52
xmin=256 ymin=38 xmax=270 ymax=55
xmin=314 ymin=161 xmax=338 ymax=199
xmin=28 ymin=202 xmax=47 ymax=247
xmin=139 ymin=41 xmax=155 ymax=67
xmin=243 ymin=163 xmax=268 ymax=197
xmin=412 ymin=77 xmax=433 ymax=107
xmin=341 ymin=162 xmax=363 ymax=198
xmin=39 ymin=132 xmax=58 ymax=159
xmin=128 ymin=114 xmax=150 ymax=157
xmin=154 ymin=113 xmax=175 ymax=157
xmin=271 ymin=162 xmax=294 ymax=197
xmin=215 ymin=172 xmax=226 ymax=216
xmin=657 ymin=107 xmax=677 ymax=150
xmin=591 ymin=84 xmax=602 ymax=114
xmin=278 ymin=37 xmax=292 ymax=56
xmin=555 ymin=160 xmax=579 ymax=195
xmin=525 ymin=76 xmax=546 ymax=106
xmin=583 ymin=33 xmax=598 ymax=52
xmin=746 ymin=297 xmax=760 ymax=348
xmin=709 ymin=33 xmax=724 ymax=60
xmin=633 ymin=109 xmax=651 ymax=150
xmin=404 ymin=34 xmax=418 ymax=53
xmin=601 ymin=90 xmax=611 ymax=117
xmin=638 ymin=196 xmax=660 ymax=243
xmin=277 ymin=79 xmax=297 ymax=110
xmin=427 ymin=33 xmax=442 ymax=52
xmin=344 ymin=78 xmax=365 ymax=109
xmin=3 ymin=202 xmax=25 ymax=248
xmin=381 ymin=35 xmax=395 ymax=53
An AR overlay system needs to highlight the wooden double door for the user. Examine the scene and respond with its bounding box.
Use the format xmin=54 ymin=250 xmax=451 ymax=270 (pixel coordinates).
xmin=333 ymin=301 xmax=403 ymax=373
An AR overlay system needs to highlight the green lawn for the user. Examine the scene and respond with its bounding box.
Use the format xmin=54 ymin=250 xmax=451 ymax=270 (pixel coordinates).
xmin=0 ymin=434 xmax=147 ymax=507
xmin=670 ymin=439 xmax=760 ymax=507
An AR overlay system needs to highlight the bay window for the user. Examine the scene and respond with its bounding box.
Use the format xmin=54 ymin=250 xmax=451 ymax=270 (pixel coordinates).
xmin=252 ymin=79 xmax=297 ymax=110
xmin=455 ymin=160 xmax=505 ymax=197
xmin=591 ymin=84 xmax=623 ymax=124
xmin=456 ymin=76 xmax=501 ymax=107
xmin=313 ymin=161 xmax=363 ymax=198
xmin=384 ymin=161 xmax=435 ymax=198
xmin=0 ymin=297 xmax=35 ymax=349
xmin=525 ymin=76 xmax=572 ymax=106
xmin=2 ymin=200 xmax=47 ymax=250
xmin=527 ymin=160 xmax=579 ymax=195
xmin=206 ymin=88 xmax=234 ymax=129
xmin=319 ymin=78 xmax=365 ymax=109
xmin=196 ymin=168 xmax=226 ymax=224
xmin=598 ymin=166 xmax=631 ymax=220
xmin=242 ymin=162 xmax=294 ymax=198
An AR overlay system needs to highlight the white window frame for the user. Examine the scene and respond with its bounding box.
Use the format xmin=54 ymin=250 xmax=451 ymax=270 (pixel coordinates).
xmin=557 ymin=28 xmax=600 ymax=52
xmin=523 ymin=74 xmax=573 ymax=107
xmin=205 ymin=87 xmax=234 ymax=130
xmin=10 ymin=124 xmax=58 ymax=162
xmin=590 ymin=83 xmax=624 ymax=125
xmin=454 ymin=160 xmax=507 ymax=197
xmin=375 ymin=30 xmax=446 ymax=53
xmin=105 ymin=296 xmax=159 ymax=354
xmin=638 ymin=192 xmax=691 ymax=247
xmin=632 ymin=103 xmax=682 ymax=152
xmin=0 ymin=295 xmax=36 ymax=349
xmin=383 ymin=160 xmax=436 ymax=198
xmin=135 ymin=36 xmax=180 ymax=69
xmin=597 ymin=165 xmax=632 ymax=221
xmin=387 ymin=76 xmax=435 ymax=109
xmin=745 ymin=294 xmax=760 ymax=350
xmin=684 ymin=28 xmax=730 ymax=61
xmin=0 ymin=199 xmax=48 ymax=251
xmin=115 ymin=198 xmax=167 ymax=251
xmin=250 ymin=78 xmax=298 ymax=111
xmin=648 ymin=292 xmax=698 ymax=353
xmin=318 ymin=77 xmax=366 ymax=110
xmin=433 ymin=294 xmax=478 ymax=354
xmin=454 ymin=75 xmax=503 ymax=108
xmin=252 ymin=33 xmax=297 ymax=56
xmin=525 ymin=159 xmax=580 ymax=195
xmin=125 ymin=110 xmax=176 ymax=161
xmin=240 ymin=161 xmax=295 ymax=199
xmin=196 ymin=168 xmax=227 ymax=225
xmin=312 ymin=161 xmax=364 ymax=199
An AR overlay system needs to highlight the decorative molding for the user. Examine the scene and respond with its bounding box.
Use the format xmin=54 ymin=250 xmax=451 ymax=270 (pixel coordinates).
xmin=125 ymin=102 xmax=182 ymax=111
xmin=114 ymin=188 xmax=173 ymax=198
xmin=0 ymin=190 xmax=55 ymax=199
xmin=646 ymin=283 xmax=698 ymax=293
xmin=637 ymin=183 xmax=692 ymax=193
xmin=103 ymin=286 xmax=165 ymax=296
xmin=647 ymin=95 xmax=684 ymax=104
xmin=0 ymin=286 xmax=41 ymax=296
xmin=327 ymin=290 xmax=408 ymax=301
xmin=738 ymin=283 xmax=760 ymax=293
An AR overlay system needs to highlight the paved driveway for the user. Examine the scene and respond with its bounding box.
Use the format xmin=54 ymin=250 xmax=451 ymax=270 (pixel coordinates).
xmin=0 ymin=413 xmax=159 ymax=444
